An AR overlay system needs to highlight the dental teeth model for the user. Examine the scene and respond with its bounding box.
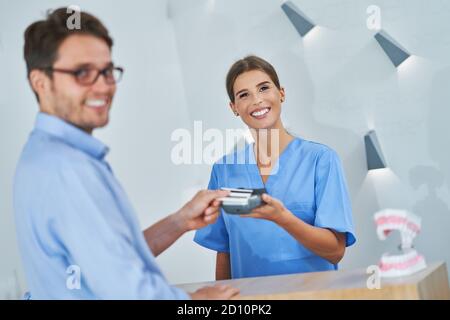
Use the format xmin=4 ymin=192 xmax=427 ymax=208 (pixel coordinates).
xmin=374 ymin=209 xmax=426 ymax=278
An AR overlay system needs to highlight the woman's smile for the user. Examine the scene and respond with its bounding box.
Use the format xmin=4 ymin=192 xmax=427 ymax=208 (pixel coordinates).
xmin=250 ymin=107 xmax=271 ymax=119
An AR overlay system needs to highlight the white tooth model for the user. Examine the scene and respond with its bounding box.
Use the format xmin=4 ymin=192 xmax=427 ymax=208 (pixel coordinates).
xmin=374 ymin=209 xmax=427 ymax=278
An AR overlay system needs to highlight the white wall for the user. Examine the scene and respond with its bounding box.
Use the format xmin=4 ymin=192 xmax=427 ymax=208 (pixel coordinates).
xmin=1 ymin=0 xmax=450 ymax=298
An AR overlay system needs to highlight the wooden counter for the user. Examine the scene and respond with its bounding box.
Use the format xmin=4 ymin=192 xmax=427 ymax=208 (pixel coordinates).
xmin=177 ymin=261 xmax=450 ymax=299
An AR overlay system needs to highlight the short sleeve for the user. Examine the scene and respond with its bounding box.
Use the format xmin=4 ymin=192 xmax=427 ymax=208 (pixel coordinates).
xmin=314 ymin=149 xmax=356 ymax=247
xmin=193 ymin=165 xmax=230 ymax=253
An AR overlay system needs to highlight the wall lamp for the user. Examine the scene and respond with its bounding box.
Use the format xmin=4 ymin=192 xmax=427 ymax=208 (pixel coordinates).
xmin=374 ymin=30 xmax=411 ymax=68
xmin=365 ymin=130 xmax=387 ymax=170
xmin=281 ymin=1 xmax=316 ymax=37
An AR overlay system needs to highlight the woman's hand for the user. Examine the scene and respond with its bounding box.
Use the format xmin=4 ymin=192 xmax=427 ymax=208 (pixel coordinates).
xmin=241 ymin=193 xmax=292 ymax=225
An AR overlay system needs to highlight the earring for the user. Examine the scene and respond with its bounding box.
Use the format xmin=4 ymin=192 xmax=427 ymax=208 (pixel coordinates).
xmin=234 ymin=112 xmax=239 ymax=116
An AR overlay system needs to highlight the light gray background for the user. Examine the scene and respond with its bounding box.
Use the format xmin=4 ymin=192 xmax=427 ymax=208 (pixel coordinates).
xmin=1 ymin=0 xmax=449 ymax=298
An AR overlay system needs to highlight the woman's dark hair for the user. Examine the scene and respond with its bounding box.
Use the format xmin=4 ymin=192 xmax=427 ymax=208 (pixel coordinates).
xmin=226 ymin=55 xmax=281 ymax=103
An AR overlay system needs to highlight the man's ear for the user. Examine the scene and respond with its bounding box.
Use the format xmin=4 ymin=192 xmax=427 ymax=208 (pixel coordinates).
xmin=29 ymin=69 xmax=50 ymax=99
xmin=229 ymin=101 xmax=239 ymax=116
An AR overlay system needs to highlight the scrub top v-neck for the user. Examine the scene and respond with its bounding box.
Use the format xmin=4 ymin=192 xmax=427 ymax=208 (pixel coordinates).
xmin=194 ymin=137 xmax=356 ymax=279
xmin=247 ymin=137 xmax=298 ymax=191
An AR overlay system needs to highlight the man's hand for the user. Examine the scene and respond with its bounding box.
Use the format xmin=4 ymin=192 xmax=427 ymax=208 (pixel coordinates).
xmin=176 ymin=190 xmax=229 ymax=232
xmin=143 ymin=190 xmax=228 ymax=256
xmin=241 ymin=193 xmax=292 ymax=225
xmin=190 ymin=284 xmax=240 ymax=300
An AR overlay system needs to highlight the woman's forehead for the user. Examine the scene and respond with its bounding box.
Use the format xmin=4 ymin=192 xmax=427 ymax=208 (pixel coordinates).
xmin=234 ymin=70 xmax=273 ymax=90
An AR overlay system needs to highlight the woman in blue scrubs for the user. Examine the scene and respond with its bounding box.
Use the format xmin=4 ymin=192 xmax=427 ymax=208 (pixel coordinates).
xmin=194 ymin=55 xmax=356 ymax=279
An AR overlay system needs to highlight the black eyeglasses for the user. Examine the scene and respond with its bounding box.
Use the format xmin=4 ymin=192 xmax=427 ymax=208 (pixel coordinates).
xmin=43 ymin=65 xmax=124 ymax=86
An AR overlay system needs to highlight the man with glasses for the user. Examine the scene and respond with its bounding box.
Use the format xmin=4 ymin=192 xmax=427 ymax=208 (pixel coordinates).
xmin=14 ymin=7 xmax=238 ymax=300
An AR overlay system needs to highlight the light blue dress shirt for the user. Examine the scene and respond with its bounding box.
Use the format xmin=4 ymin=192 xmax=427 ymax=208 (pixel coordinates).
xmin=13 ymin=112 xmax=189 ymax=299
xmin=194 ymin=137 xmax=356 ymax=279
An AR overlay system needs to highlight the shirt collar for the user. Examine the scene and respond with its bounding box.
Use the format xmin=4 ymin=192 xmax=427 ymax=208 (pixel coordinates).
xmin=34 ymin=112 xmax=110 ymax=160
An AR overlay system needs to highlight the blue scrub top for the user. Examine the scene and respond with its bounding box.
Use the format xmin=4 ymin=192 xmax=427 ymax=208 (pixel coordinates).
xmin=194 ymin=137 xmax=356 ymax=279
